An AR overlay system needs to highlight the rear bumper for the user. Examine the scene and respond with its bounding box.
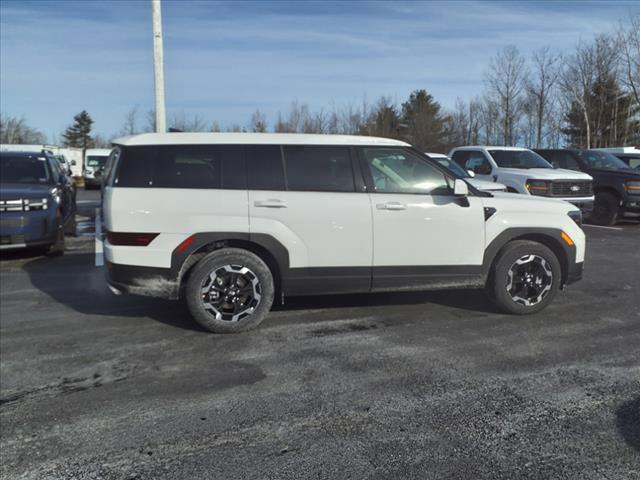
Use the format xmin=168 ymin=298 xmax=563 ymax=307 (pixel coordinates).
xmin=106 ymin=261 xmax=179 ymax=299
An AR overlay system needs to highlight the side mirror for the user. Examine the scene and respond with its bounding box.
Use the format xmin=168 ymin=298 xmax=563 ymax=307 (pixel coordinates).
xmin=467 ymin=169 xmax=476 ymax=177
xmin=453 ymin=179 xmax=469 ymax=196
xmin=71 ymin=160 xmax=77 ymax=166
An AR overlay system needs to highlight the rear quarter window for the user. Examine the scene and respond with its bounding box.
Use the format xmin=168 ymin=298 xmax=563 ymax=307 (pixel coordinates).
xmin=114 ymin=145 xmax=245 ymax=189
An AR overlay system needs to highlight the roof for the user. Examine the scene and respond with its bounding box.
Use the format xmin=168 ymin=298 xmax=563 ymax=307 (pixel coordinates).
xmin=0 ymin=150 xmax=48 ymax=158
xmin=86 ymin=148 xmax=112 ymax=155
xmin=111 ymin=132 xmax=410 ymax=147
xmin=452 ymin=146 xmax=531 ymax=151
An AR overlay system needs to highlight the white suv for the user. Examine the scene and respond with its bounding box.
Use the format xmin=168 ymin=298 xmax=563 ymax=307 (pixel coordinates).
xmin=103 ymin=133 xmax=585 ymax=333
xmin=449 ymin=146 xmax=594 ymax=213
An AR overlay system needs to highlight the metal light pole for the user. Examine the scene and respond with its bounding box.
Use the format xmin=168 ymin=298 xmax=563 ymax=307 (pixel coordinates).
xmin=152 ymin=0 xmax=166 ymax=133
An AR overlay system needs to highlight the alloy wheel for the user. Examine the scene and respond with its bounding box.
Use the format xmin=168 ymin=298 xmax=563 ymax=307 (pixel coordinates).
xmin=505 ymin=254 xmax=553 ymax=306
xmin=200 ymin=265 xmax=261 ymax=322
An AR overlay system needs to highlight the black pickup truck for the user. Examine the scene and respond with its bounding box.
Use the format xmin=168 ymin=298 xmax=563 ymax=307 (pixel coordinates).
xmin=535 ymin=149 xmax=640 ymax=225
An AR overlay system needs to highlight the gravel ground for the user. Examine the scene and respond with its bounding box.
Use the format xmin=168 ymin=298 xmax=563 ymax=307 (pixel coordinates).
xmin=1 ymin=193 xmax=638 ymax=479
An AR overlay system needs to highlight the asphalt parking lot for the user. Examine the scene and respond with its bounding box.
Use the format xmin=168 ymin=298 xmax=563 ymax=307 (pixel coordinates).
xmin=1 ymin=190 xmax=639 ymax=480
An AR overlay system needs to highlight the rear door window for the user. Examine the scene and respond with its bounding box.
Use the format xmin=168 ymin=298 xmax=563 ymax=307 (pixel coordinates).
xmin=283 ymin=146 xmax=354 ymax=192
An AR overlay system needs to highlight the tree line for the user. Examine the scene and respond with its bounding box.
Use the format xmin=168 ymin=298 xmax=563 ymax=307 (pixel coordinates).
xmin=2 ymin=14 xmax=638 ymax=153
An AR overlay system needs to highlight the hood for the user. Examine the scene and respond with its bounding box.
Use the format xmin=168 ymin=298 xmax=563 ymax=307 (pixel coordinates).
xmin=485 ymin=190 xmax=573 ymax=210
xmin=0 ymin=183 xmax=53 ymax=199
xmin=467 ymin=178 xmax=506 ymax=191
xmin=498 ymin=167 xmax=593 ymax=181
xmin=586 ymin=168 xmax=640 ymax=179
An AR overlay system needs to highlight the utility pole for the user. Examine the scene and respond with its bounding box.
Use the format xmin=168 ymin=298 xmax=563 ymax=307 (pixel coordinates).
xmin=152 ymin=0 xmax=166 ymax=133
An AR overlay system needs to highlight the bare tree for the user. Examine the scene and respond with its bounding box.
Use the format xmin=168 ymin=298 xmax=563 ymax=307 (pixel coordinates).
xmin=525 ymin=47 xmax=560 ymax=147
xmin=119 ymin=107 xmax=140 ymax=136
xmin=485 ymin=46 xmax=527 ymax=145
xmin=249 ymin=110 xmax=267 ymax=132
xmin=0 ymin=114 xmax=47 ymax=144
xmin=618 ymin=14 xmax=640 ymax=108
xmin=168 ymin=112 xmax=209 ymax=132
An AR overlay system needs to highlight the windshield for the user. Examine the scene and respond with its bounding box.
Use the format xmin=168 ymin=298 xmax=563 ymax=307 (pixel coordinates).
xmin=488 ymin=149 xmax=553 ymax=169
xmin=0 ymin=154 xmax=52 ymax=184
xmin=577 ymin=150 xmax=631 ymax=170
xmin=433 ymin=156 xmax=469 ymax=177
xmin=87 ymin=156 xmax=107 ymax=167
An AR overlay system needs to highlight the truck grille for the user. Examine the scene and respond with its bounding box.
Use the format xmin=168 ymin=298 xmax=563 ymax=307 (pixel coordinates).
xmin=550 ymin=181 xmax=593 ymax=197
xmin=0 ymin=198 xmax=48 ymax=212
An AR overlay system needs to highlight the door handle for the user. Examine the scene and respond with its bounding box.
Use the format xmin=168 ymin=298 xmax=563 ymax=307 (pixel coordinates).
xmin=376 ymin=202 xmax=407 ymax=211
xmin=254 ymin=199 xmax=287 ymax=208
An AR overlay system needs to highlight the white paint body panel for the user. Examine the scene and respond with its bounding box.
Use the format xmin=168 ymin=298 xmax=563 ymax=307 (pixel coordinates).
xmin=370 ymin=194 xmax=486 ymax=266
xmin=248 ymin=191 xmax=372 ymax=267
xmin=103 ymin=186 xmax=249 ymax=267
xmin=482 ymin=192 xmax=586 ymax=263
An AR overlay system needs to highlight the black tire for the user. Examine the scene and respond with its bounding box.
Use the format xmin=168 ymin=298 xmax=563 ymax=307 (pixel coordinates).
xmin=589 ymin=192 xmax=619 ymax=226
xmin=486 ymin=240 xmax=561 ymax=315
xmin=185 ymin=248 xmax=274 ymax=333
xmin=46 ymin=228 xmax=65 ymax=256
xmin=65 ymin=214 xmax=77 ymax=236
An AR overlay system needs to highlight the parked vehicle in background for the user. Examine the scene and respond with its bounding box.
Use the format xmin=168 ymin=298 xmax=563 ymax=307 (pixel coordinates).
xmin=615 ymin=154 xmax=640 ymax=170
xmin=0 ymin=151 xmax=76 ymax=253
xmin=52 ymin=154 xmax=75 ymax=176
xmin=84 ymin=148 xmax=111 ymax=189
xmin=425 ymin=152 xmax=507 ymax=192
xmin=449 ymin=146 xmax=594 ymax=214
xmin=535 ymin=149 xmax=640 ymax=225
xmin=103 ymin=133 xmax=585 ymax=333
xmin=593 ymin=147 xmax=640 ymax=170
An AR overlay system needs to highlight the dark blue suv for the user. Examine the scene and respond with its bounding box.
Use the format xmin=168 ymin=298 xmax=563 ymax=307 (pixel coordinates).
xmin=0 ymin=151 xmax=76 ymax=254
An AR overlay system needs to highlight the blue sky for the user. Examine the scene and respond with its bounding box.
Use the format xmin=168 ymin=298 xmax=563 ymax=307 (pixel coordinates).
xmin=1 ymin=0 xmax=638 ymax=140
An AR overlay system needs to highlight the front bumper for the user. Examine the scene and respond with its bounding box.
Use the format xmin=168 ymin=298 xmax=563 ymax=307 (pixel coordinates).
xmin=563 ymin=198 xmax=594 ymax=214
xmin=0 ymin=211 xmax=58 ymax=250
xmin=621 ymin=198 xmax=640 ymax=214
xmin=566 ymin=261 xmax=584 ymax=285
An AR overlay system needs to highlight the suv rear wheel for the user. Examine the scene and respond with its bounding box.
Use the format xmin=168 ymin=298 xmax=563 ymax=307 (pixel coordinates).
xmin=487 ymin=240 xmax=561 ymax=315
xmin=185 ymin=248 xmax=274 ymax=333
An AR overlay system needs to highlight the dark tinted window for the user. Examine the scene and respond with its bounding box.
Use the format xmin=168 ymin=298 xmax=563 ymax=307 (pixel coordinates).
xmin=154 ymin=146 xmax=242 ymax=189
xmin=283 ymin=146 xmax=354 ymax=192
xmin=115 ymin=145 xmax=245 ymax=189
xmin=550 ymin=151 xmax=581 ymax=170
xmin=488 ymin=149 xmax=552 ymax=169
xmin=0 ymin=154 xmax=52 ymax=184
xmin=246 ymin=145 xmax=285 ymax=190
xmin=451 ymin=150 xmax=468 ymax=167
xmin=115 ymin=146 xmax=156 ymax=187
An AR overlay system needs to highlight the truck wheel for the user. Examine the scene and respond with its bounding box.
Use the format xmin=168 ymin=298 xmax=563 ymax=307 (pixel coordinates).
xmin=589 ymin=192 xmax=619 ymax=226
xmin=487 ymin=240 xmax=561 ymax=315
xmin=47 ymin=228 xmax=65 ymax=256
xmin=185 ymin=248 xmax=274 ymax=333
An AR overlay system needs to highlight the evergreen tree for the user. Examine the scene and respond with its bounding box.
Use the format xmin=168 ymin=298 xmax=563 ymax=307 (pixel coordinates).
xmin=62 ymin=110 xmax=94 ymax=165
xmin=401 ymin=90 xmax=446 ymax=151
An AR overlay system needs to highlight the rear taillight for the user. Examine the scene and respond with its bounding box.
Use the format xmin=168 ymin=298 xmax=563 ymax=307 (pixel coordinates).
xmin=106 ymin=232 xmax=159 ymax=246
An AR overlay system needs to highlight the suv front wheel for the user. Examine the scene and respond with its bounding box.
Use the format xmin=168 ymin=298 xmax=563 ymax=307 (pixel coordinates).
xmin=487 ymin=240 xmax=561 ymax=315
xmin=185 ymin=248 xmax=275 ymax=333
